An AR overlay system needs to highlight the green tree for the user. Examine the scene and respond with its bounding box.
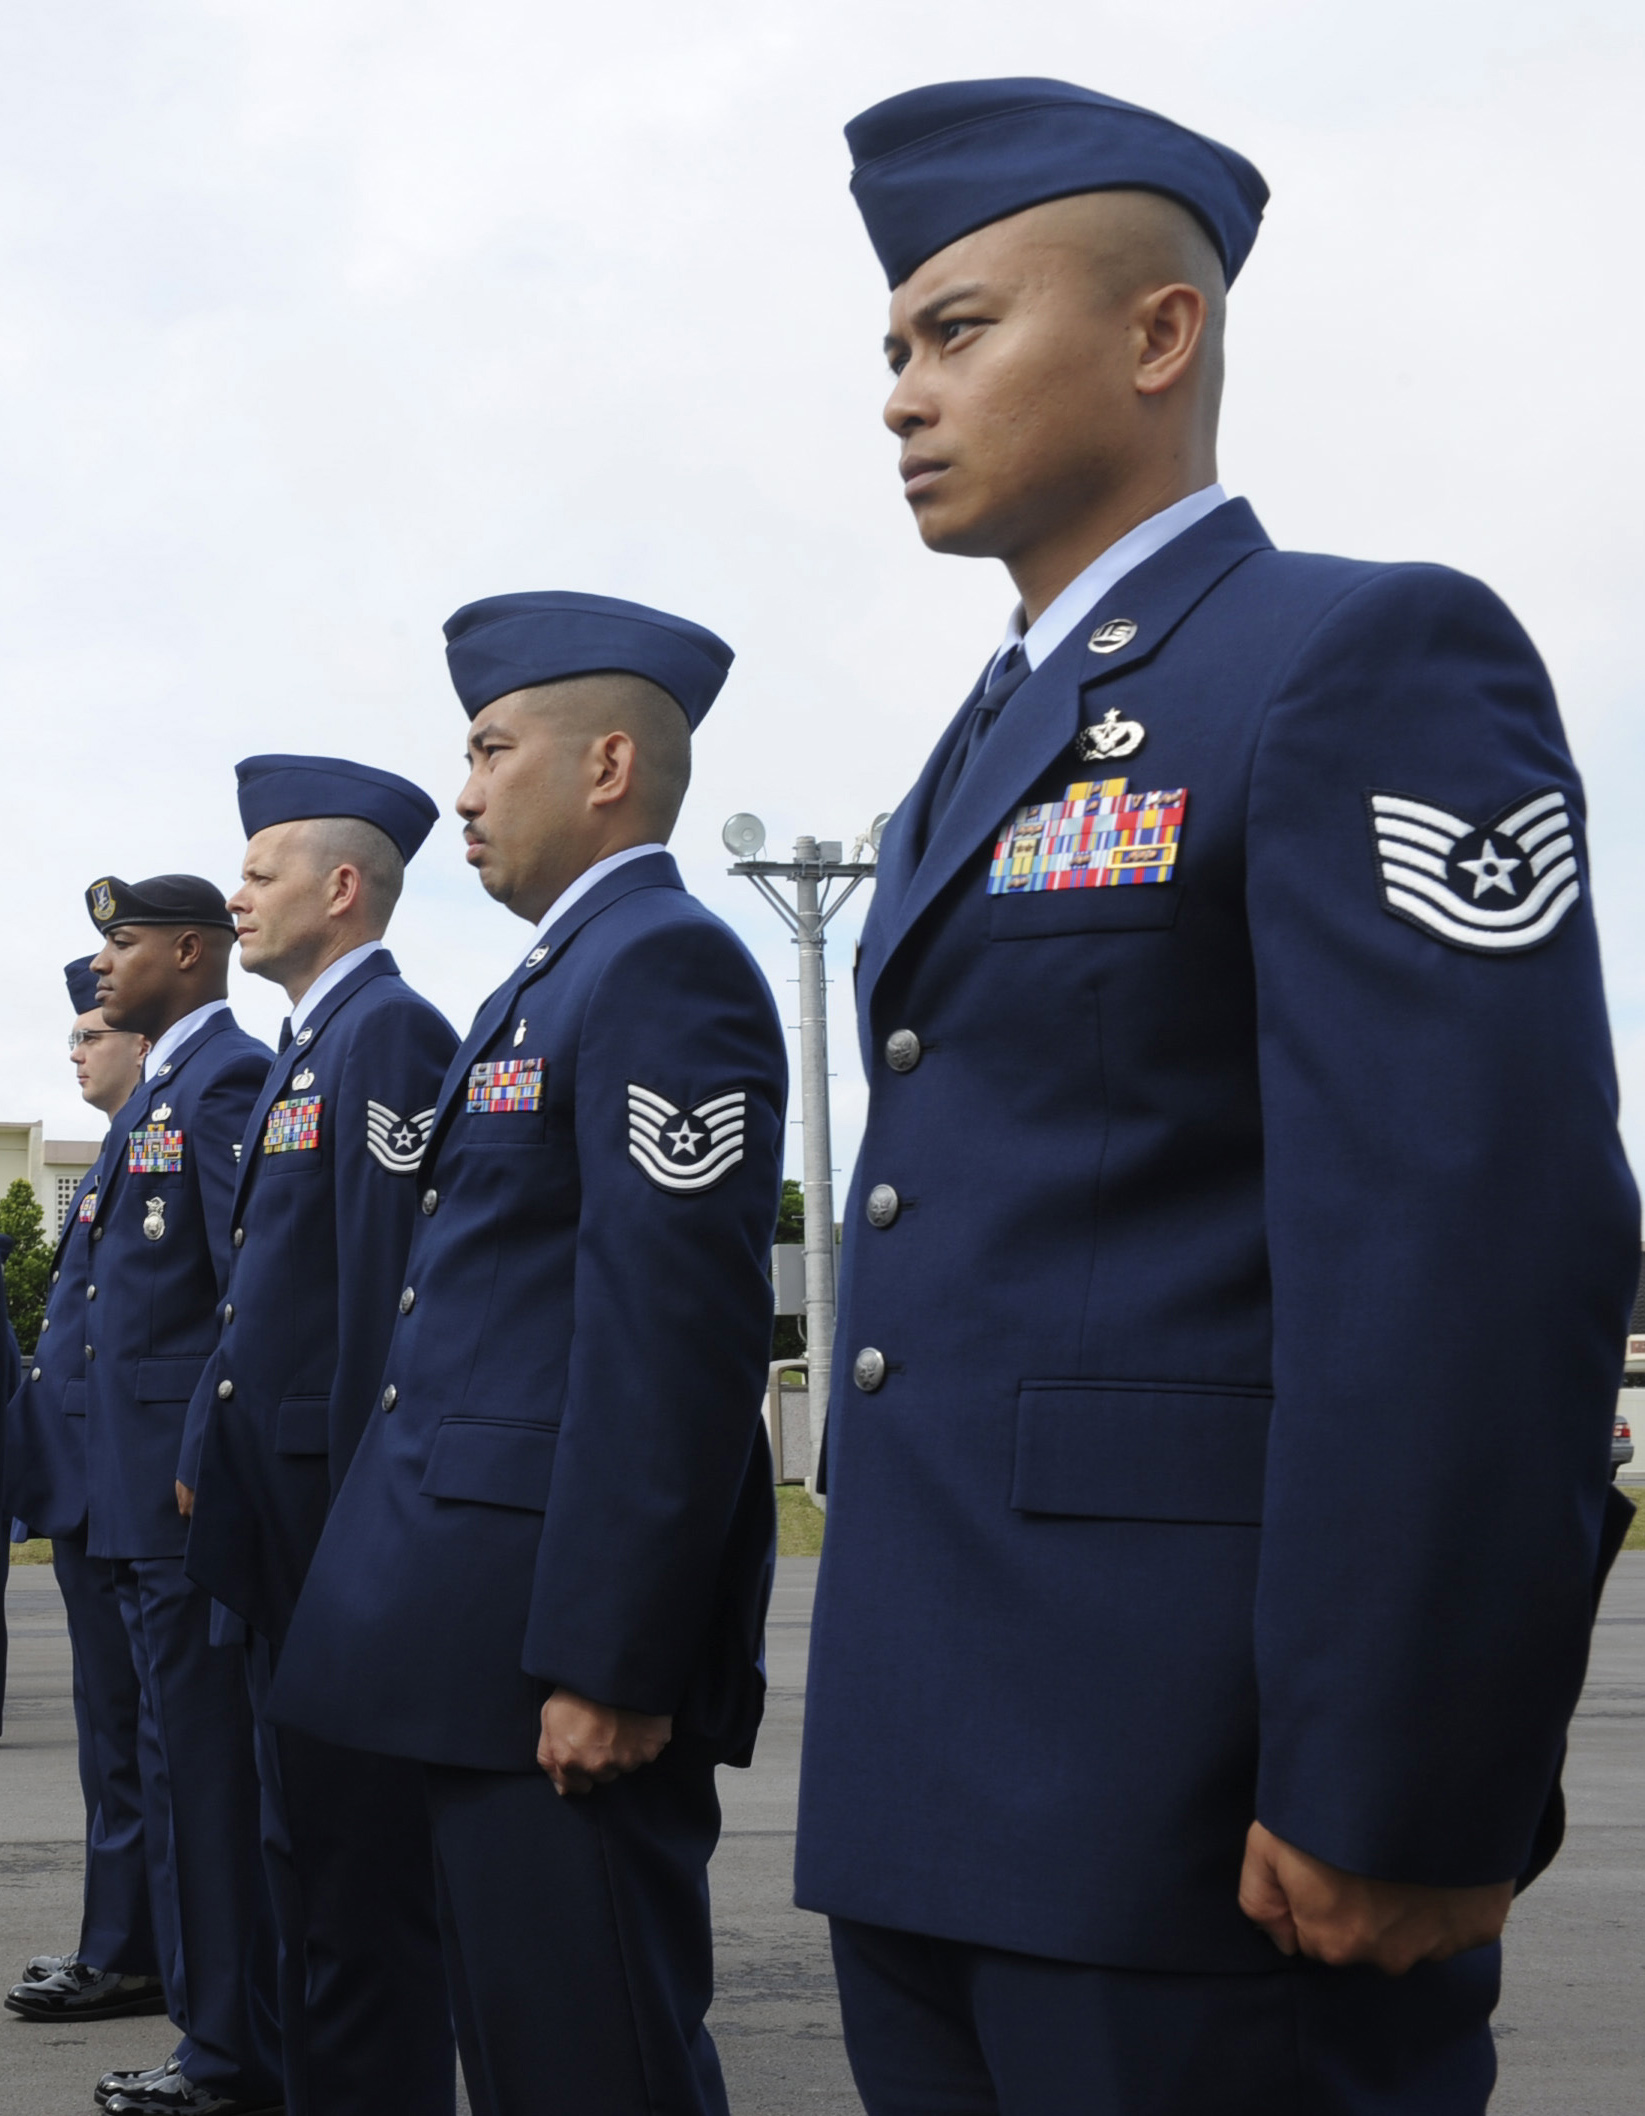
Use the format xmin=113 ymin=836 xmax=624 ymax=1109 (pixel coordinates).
xmin=772 ymin=1179 xmax=805 ymax=1362
xmin=0 ymin=1179 xmax=52 ymax=1357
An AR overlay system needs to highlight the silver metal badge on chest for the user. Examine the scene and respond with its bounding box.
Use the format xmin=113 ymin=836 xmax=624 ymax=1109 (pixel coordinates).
xmin=149 ymin=1103 xmax=172 ymax=1125
xmin=142 ymin=1195 xmax=167 ymax=1243
xmin=1087 ymin=618 xmax=1138 ymax=655
xmin=291 ymin=1068 xmax=315 ymax=1091
xmin=1076 ymin=707 xmax=1146 ymax=762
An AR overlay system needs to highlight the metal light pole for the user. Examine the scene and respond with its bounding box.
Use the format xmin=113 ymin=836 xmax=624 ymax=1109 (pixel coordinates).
xmin=724 ymin=815 xmax=886 ymax=1498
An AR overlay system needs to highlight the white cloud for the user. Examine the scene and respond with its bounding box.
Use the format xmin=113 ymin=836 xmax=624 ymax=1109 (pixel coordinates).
xmin=2 ymin=0 xmax=1640 ymax=1200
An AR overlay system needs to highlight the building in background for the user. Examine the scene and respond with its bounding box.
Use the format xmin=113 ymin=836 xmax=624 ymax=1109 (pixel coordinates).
xmin=0 ymin=1120 xmax=100 ymax=1237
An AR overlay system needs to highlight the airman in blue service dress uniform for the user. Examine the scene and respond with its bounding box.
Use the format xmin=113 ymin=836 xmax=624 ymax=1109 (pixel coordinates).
xmin=271 ymin=594 xmax=788 ymax=2116
xmin=180 ymin=755 xmax=458 ymax=2116
xmin=5 ymin=958 xmax=163 ymax=2026
xmin=81 ymin=875 xmax=282 ymax=2116
xmin=793 ymin=80 xmax=1641 ymax=2116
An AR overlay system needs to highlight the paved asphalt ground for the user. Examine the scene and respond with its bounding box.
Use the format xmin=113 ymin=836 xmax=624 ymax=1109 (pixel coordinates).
xmin=2 ymin=1548 xmax=1641 ymax=2114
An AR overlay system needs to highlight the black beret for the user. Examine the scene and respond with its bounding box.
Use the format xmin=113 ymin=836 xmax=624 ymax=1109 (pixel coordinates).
xmin=85 ymin=874 xmax=236 ymax=934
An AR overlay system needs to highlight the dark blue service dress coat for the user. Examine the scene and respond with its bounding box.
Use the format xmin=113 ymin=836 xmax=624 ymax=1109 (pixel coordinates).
xmin=5 ymin=1147 xmax=158 ymax=1978
xmin=271 ymin=851 xmax=786 ymax=1768
xmin=794 ymin=499 xmax=1640 ymax=1974
xmin=6 ymin=1159 xmax=103 ymax=1539
xmin=83 ymin=1009 xmax=272 ymax=1560
xmin=182 ymin=950 xmax=459 ymax=1644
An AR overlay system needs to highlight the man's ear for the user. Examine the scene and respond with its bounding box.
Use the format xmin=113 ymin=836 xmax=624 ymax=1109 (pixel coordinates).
xmin=175 ymin=929 xmax=206 ymax=972
xmin=1134 ymin=283 xmax=1208 ymax=398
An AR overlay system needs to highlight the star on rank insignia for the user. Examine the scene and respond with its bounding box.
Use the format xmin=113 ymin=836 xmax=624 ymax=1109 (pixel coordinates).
xmin=627 ymin=1085 xmax=747 ymax=1193
xmin=366 ymin=1101 xmax=437 ymax=1173
xmin=1367 ymin=787 xmax=1581 ymax=953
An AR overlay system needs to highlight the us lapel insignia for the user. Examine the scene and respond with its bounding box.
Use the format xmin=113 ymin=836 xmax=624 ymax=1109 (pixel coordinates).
xmin=291 ymin=1068 xmax=315 ymax=1091
xmin=295 ymin=1026 xmax=314 ymax=1046
xmin=627 ymin=1085 xmax=747 ymax=1193
xmin=142 ymin=1195 xmax=167 ymax=1243
xmin=989 ymin=778 xmax=1187 ymax=895
xmin=1076 ymin=707 xmax=1146 ymax=762
xmin=366 ymin=1102 xmax=437 ymax=1173
xmin=1367 ymin=787 xmax=1581 ymax=954
xmin=1087 ymin=618 xmax=1138 ymax=655
xmin=525 ymin=946 xmax=549 ymax=967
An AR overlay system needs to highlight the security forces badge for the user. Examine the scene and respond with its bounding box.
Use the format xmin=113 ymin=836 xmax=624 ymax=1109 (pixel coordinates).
xmin=90 ymin=878 xmax=117 ymax=923
xmin=1368 ymin=787 xmax=1581 ymax=954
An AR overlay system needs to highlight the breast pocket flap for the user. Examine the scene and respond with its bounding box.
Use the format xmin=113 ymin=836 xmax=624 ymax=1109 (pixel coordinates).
xmin=135 ymin=1356 xmax=207 ymax=1404
xmin=274 ymin=1396 xmax=330 ymax=1456
xmin=988 ymin=886 xmax=1180 ymax=938
xmin=419 ymin=1418 xmax=559 ymax=1512
xmin=1012 ymin=1383 xmax=1271 ymax=1523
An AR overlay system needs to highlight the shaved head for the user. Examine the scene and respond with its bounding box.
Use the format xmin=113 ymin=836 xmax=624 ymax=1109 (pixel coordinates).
xmin=517 ymin=670 xmax=693 ymax=840
xmin=294 ymin=815 xmax=405 ymax=920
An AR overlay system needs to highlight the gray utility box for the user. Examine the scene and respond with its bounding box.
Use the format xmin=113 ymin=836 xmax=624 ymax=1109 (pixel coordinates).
xmin=766 ymin=1359 xmax=812 ymax=1484
xmin=771 ymin=1243 xmax=806 ymax=1317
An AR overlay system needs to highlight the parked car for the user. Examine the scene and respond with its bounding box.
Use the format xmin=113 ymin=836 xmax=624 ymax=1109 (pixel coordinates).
xmin=1616 ymin=1404 xmax=1636 ymax=1480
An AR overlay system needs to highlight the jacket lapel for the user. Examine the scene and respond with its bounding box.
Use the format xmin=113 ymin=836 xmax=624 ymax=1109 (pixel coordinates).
xmin=859 ymin=501 xmax=1273 ymax=1018
xmin=231 ymin=952 xmax=402 ymax=1216
xmin=424 ymin=853 xmax=685 ymax=1159
xmin=94 ymin=1010 xmax=242 ymax=1224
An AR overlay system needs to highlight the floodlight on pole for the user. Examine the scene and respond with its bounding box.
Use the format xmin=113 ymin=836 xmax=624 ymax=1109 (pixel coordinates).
xmin=726 ymin=815 xmax=882 ymax=1503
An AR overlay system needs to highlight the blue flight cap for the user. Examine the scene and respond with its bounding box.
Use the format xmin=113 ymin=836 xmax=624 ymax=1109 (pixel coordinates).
xmin=235 ymin=755 xmax=440 ymax=862
xmin=443 ymin=592 xmax=734 ymax=732
xmin=64 ymin=956 xmax=99 ymax=1014
xmin=846 ymin=78 xmax=1268 ymax=289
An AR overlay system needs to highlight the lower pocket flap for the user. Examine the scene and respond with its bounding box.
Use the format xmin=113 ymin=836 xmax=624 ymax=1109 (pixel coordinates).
xmin=135 ymin=1356 xmax=208 ymax=1404
xmin=420 ymin=1418 xmax=559 ymax=1512
xmin=62 ymin=1379 xmax=86 ymax=1418
xmin=274 ymin=1397 xmax=330 ymax=1456
xmin=1012 ymin=1383 xmax=1272 ymax=1524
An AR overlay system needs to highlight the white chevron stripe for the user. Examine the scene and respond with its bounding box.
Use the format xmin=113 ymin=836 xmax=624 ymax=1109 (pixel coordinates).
xmin=1386 ymin=880 xmax=1580 ymax=951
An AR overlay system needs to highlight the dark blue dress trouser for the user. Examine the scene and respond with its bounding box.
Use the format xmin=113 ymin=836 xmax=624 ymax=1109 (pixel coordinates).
xmin=53 ymin=1535 xmax=156 ymax=1974
xmin=424 ymin=1739 xmax=728 ymax=2116
xmin=245 ymin=1634 xmax=455 ymax=2116
xmin=112 ymin=1557 xmax=281 ymax=2103
xmin=829 ymin=1917 xmax=1500 ymax=2116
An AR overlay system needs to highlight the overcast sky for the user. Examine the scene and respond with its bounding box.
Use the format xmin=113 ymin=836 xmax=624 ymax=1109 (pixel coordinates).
xmin=3 ymin=0 xmax=1642 ymax=1199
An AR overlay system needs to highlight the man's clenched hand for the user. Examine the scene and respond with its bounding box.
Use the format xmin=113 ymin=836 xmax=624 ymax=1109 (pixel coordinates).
xmin=537 ymin=1689 xmax=672 ymax=1797
xmin=1239 ymin=1821 xmax=1513 ymax=1975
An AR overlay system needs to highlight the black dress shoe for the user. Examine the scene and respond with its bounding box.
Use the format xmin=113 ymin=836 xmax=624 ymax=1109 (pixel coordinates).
xmin=103 ymin=2070 xmax=282 ymax=2115
xmin=4 ymin=1961 xmax=168 ymax=2022
xmin=97 ymin=2057 xmax=182 ymax=2108
xmin=21 ymin=1951 xmax=72 ymax=1983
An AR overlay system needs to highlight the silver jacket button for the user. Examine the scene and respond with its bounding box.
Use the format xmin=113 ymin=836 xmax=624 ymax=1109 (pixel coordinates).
xmin=382 ymin=1384 xmax=399 ymax=1411
xmin=31 ymin=1367 xmax=41 ymax=1382
xmin=884 ymin=1029 xmax=922 ymax=1073
xmin=853 ymin=1347 xmax=888 ymax=1392
xmin=865 ymin=1185 xmax=901 ymax=1229
xmin=91 ymin=1226 xmax=103 ymax=1241
xmin=42 ymin=1314 xmax=53 ymax=1327
xmin=50 ymin=1269 xmax=60 ymax=1284
xmin=217 ymin=1380 xmax=234 ymax=1400
xmin=421 ymin=1189 xmax=438 ymax=1216
xmin=84 ymin=1345 xmax=95 ymax=1360
xmin=399 ymin=1287 xmax=416 ymax=1314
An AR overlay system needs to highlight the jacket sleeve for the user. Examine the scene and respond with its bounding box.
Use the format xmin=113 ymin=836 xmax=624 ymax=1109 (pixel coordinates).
xmin=1245 ymin=563 xmax=1639 ymax=1886
xmin=520 ymin=918 xmax=786 ymax=1714
xmin=327 ymin=1002 xmax=459 ymax=1492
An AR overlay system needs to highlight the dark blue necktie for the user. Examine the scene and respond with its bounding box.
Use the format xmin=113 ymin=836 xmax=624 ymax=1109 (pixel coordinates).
xmin=926 ymin=645 xmax=1032 ymax=835
xmin=277 ymin=1019 xmax=293 ymax=1053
